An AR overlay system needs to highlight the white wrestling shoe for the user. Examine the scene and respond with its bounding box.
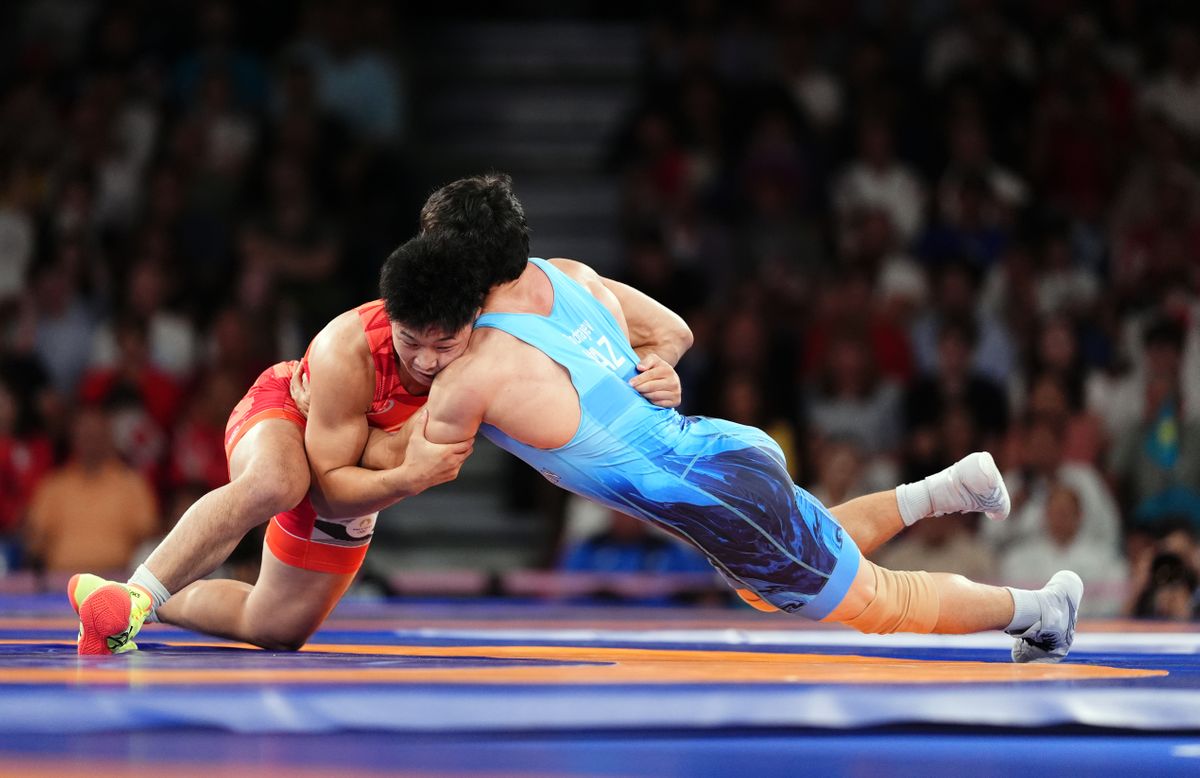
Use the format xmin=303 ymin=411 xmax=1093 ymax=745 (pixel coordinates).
xmin=1008 ymin=570 xmax=1084 ymax=664
xmin=931 ymin=451 xmax=1011 ymax=521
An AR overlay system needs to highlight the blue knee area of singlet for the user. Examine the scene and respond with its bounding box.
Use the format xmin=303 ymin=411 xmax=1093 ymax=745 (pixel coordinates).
xmin=786 ymin=501 xmax=861 ymax=620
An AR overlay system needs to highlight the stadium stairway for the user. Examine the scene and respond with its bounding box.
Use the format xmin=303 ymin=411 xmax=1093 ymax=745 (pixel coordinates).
xmin=375 ymin=20 xmax=641 ymax=575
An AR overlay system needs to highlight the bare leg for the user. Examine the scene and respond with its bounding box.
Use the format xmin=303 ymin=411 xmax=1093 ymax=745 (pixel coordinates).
xmin=828 ymin=491 xmax=904 ymax=556
xmin=926 ymin=571 xmax=1014 ymax=633
xmin=828 ymin=452 xmax=1010 ymax=556
xmin=142 ymin=420 xmax=311 ymax=592
xmin=825 ymin=557 xmax=1014 ymax=634
xmin=157 ymin=544 xmax=355 ymax=650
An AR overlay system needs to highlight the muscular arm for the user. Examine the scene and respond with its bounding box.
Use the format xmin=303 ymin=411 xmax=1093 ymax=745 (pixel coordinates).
xmin=549 ymin=258 xmax=693 ymax=366
xmin=290 ymin=365 xmax=415 ymax=471
xmin=304 ymin=316 xmax=470 ymax=517
xmin=421 ymin=358 xmax=488 ymax=445
xmin=549 ymin=258 xmax=691 ymax=407
xmin=600 ymin=278 xmax=693 ymax=366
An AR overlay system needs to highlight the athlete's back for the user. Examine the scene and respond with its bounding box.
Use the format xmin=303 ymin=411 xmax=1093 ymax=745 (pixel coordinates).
xmin=460 ymin=258 xmax=861 ymax=618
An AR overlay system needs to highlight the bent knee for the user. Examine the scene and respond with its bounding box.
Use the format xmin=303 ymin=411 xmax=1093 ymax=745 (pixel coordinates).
xmin=250 ymin=626 xmax=314 ymax=652
xmin=840 ymin=566 xmax=939 ymax=635
xmin=232 ymin=466 xmax=310 ymax=516
xmin=256 ymin=637 xmax=307 ymax=652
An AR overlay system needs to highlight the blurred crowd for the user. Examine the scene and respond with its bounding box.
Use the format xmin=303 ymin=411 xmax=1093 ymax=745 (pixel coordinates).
xmin=0 ymin=0 xmax=412 ymax=579
xmin=606 ymin=0 xmax=1200 ymax=618
xmin=1 ymin=0 xmax=1199 ymax=620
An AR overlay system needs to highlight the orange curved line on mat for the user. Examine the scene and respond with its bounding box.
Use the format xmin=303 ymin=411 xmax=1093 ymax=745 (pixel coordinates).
xmin=0 ymin=618 xmax=816 ymax=634
xmin=0 ymin=640 xmax=1166 ymax=685
xmin=7 ymin=617 xmax=1200 ymax=632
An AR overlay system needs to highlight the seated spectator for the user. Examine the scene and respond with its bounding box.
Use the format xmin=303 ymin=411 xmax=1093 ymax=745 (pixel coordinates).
xmin=804 ymin=271 xmax=915 ymax=385
xmin=561 ymin=510 xmax=711 ymax=576
xmin=172 ymin=1 xmax=270 ymax=112
xmin=184 ymin=65 xmax=259 ymax=186
xmin=89 ymin=258 xmax=199 ymax=379
xmin=1126 ymin=520 xmax=1200 ymax=620
xmin=618 ymin=229 xmax=709 ymax=325
xmin=874 ymin=515 xmax=997 ymax=583
xmin=1110 ymin=316 xmax=1200 ymax=528
xmin=1140 ymin=26 xmax=1200 ymax=141
xmin=806 ymin=437 xmax=868 ymax=508
xmin=806 ymin=332 xmax=903 ymax=459
xmin=986 ymin=414 xmax=1121 ymax=556
xmin=1132 ymin=552 xmax=1198 ymax=621
xmin=697 ymin=305 xmax=797 ymax=425
xmin=1033 ymin=232 xmax=1100 ymax=318
xmin=738 ymin=115 xmax=824 ymax=275
xmin=79 ymin=315 xmax=183 ymax=431
xmin=937 ymin=113 xmax=1028 ymax=226
xmin=1110 ymin=113 xmax=1200 ymax=301
xmin=29 ymin=257 xmax=96 ymax=396
xmin=905 ymin=317 xmax=1009 ymax=452
xmin=79 ymin=315 xmax=184 ymax=487
xmin=24 ymin=406 xmax=158 ymax=573
xmin=238 ymin=153 xmax=345 ymax=338
xmin=1004 ymin=369 xmax=1104 ymax=467
xmin=911 ymin=261 xmax=1016 ymax=384
xmin=999 ymin=482 xmax=1128 ymax=617
xmin=168 ymin=370 xmax=241 ymax=491
xmin=205 ymin=305 xmax=278 ymax=388
xmin=289 ymin=3 xmax=405 ymax=144
xmin=917 ymin=172 xmax=1010 ymax=271
xmin=832 ymin=117 xmax=925 ymax=246
xmin=0 ymin=160 xmax=38 ymax=304
xmin=0 ymin=379 xmax=52 ymax=564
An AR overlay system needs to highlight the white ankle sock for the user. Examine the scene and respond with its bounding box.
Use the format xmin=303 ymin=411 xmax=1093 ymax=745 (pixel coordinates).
xmin=1005 ymin=587 xmax=1041 ymax=633
xmin=129 ymin=564 xmax=171 ymax=622
xmin=896 ymin=480 xmax=933 ymax=526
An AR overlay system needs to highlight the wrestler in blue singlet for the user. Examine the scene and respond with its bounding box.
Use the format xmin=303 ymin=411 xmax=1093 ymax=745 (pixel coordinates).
xmin=476 ymin=258 xmax=861 ymax=618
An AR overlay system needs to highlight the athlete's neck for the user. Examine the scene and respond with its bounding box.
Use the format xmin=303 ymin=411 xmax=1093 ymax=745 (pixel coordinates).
xmin=482 ymin=263 xmax=551 ymax=316
xmin=394 ymin=364 xmax=430 ymax=396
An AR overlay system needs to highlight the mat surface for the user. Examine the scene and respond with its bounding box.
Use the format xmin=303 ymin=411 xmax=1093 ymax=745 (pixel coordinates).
xmin=2 ymin=595 xmax=1198 ymax=775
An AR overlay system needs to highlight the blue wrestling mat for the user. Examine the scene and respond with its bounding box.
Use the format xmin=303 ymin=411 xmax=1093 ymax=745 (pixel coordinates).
xmin=2 ymin=594 xmax=1199 ymax=776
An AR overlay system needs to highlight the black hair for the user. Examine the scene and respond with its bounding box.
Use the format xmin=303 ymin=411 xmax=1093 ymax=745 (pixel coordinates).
xmin=1133 ymin=552 xmax=1199 ymax=619
xmin=380 ymin=233 xmax=486 ymax=334
xmin=113 ymin=311 xmax=150 ymax=340
xmin=1144 ymin=315 xmax=1185 ymax=351
xmin=938 ymin=314 xmax=979 ymax=350
xmin=419 ymin=173 xmax=529 ymax=289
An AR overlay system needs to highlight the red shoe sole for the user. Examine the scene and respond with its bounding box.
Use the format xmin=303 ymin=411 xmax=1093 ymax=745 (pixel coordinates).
xmin=77 ymin=583 xmax=131 ymax=656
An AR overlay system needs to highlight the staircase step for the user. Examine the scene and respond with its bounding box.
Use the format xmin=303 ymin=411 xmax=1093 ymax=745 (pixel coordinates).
xmin=418 ymin=22 xmax=641 ymax=79
xmin=378 ymin=20 xmax=634 ymax=568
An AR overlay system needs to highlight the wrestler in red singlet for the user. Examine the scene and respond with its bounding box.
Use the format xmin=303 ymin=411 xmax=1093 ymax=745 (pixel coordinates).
xmin=223 ymin=300 xmax=421 ymax=574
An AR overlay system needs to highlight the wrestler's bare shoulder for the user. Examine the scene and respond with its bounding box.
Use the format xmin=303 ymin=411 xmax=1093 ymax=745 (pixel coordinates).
xmin=309 ymin=309 xmax=372 ymax=365
xmin=547 ymin=257 xmax=594 ymax=283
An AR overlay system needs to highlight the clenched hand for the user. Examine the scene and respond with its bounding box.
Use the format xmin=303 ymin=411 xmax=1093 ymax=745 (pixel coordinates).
xmin=400 ymin=407 xmax=474 ymax=494
xmin=629 ymin=353 xmax=683 ymax=408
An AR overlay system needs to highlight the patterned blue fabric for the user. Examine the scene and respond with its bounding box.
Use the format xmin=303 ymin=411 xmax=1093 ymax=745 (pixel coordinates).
xmin=475 ymin=259 xmax=860 ymax=618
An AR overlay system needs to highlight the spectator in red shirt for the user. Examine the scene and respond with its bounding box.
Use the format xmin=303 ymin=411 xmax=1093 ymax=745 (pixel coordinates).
xmin=0 ymin=379 xmax=52 ymax=536
xmin=168 ymin=370 xmax=242 ymax=491
xmin=78 ymin=315 xmax=183 ymax=487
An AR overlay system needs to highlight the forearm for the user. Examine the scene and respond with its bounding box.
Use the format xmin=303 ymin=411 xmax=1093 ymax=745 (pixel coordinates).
xmin=633 ymin=335 xmax=690 ymax=367
xmin=359 ymin=425 xmax=413 ymax=470
xmin=310 ymin=464 xmax=422 ymax=519
xmin=602 ymin=278 xmax=693 ymax=366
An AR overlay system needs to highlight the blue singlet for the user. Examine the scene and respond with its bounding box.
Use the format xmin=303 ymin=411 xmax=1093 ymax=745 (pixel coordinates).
xmin=475 ymin=258 xmax=860 ymax=618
